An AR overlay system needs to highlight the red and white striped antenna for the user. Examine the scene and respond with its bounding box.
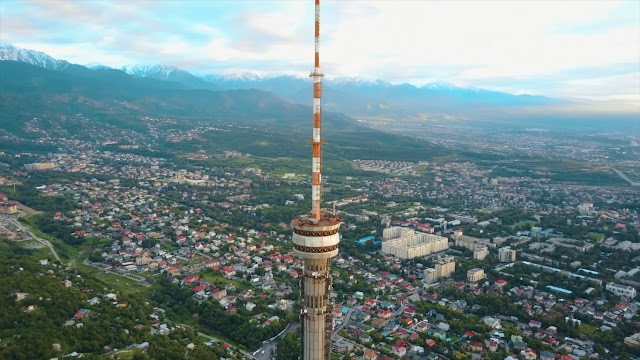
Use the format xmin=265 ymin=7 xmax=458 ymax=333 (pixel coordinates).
xmin=310 ymin=0 xmax=325 ymax=220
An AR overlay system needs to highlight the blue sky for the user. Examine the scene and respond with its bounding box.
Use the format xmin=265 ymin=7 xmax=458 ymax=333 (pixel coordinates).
xmin=1 ymin=0 xmax=638 ymax=103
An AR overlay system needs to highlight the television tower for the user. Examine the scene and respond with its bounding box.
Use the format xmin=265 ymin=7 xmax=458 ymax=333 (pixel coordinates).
xmin=291 ymin=0 xmax=340 ymax=359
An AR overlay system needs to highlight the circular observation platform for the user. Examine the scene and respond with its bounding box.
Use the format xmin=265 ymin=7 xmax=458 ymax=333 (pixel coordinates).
xmin=291 ymin=216 xmax=341 ymax=259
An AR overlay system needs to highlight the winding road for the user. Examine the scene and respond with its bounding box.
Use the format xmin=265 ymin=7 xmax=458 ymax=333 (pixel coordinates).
xmin=11 ymin=219 xmax=61 ymax=262
xmin=253 ymin=321 xmax=299 ymax=360
xmin=191 ymin=328 xmax=259 ymax=360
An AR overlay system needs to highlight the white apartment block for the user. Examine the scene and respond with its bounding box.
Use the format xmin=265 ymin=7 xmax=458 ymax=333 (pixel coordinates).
xmin=606 ymin=282 xmax=637 ymax=298
xmin=382 ymin=227 xmax=448 ymax=259
xmin=474 ymin=247 xmax=489 ymax=260
xmin=424 ymin=268 xmax=437 ymax=284
xmin=453 ymin=230 xmax=495 ymax=250
xmin=498 ymin=246 xmax=517 ymax=263
xmin=434 ymin=256 xmax=456 ymax=278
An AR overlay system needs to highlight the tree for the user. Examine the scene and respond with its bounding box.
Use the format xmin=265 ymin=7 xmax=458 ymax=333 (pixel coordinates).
xmin=276 ymin=332 xmax=300 ymax=360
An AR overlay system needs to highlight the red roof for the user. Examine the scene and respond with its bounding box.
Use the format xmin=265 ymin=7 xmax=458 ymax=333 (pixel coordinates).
xmin=395 ymin=340 xmax=407 ymax=347
xmin=392 ymin=220 xmax=409 ymax=225
xmin=426 ymin=339 xmax=436 ymax=347
xmin=615 ymin=303 xmax=628 ymax=310
xmin=496 ymin=279 xmax=507 ymax=285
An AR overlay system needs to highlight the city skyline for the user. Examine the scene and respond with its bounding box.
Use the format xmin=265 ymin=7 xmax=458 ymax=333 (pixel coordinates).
xmin=1 ymin=0 xmax=638 ymax=102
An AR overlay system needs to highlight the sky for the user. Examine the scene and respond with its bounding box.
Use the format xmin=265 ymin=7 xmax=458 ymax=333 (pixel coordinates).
xmin=1 ymin=0 xmax=639 ymax=102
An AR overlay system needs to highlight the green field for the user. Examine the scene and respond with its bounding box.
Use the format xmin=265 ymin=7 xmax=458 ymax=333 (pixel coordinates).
xmin=588 ymin=233 xmax=604 ymax=242
xmin=202 ymin=274 xmax=251 ymax=291
xmin=75 ymin=262 xmax=152 ymax=297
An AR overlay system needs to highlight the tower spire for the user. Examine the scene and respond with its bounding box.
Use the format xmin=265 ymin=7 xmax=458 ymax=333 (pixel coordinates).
xmin=311 ymin=0 xmax=324 ymax=220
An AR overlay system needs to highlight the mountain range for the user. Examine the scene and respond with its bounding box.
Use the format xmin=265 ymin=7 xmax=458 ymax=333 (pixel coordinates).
xmin=0 ymin=44 xmax=561 ymax=119
xmin=1 ymin=58 xmax=453 ymax=163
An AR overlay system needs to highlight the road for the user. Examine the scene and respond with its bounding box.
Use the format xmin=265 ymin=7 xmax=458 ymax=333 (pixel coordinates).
xmin=253 ymin=321 xmax=299 ymax=360
xmin=334 ymin=306 xmax=354 ymax=334
xmin=603 ymin=160 xmax=639 ymax=186
xmin=194 ymin=329 xmax=258 ymax=360
xmin=11 ymin=219 xmax=61 ymax=262
xmin=180 ymin=322 xmax=299 ymax=360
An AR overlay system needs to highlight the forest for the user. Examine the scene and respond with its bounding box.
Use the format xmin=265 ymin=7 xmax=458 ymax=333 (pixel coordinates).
xmin=0 ymin=243 xmax=230 ymax=360
xmin=152 ymin=277 xmax=297 ymax=350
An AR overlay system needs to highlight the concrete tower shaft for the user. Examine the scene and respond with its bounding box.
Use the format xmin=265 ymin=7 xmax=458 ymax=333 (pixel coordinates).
xmin=292 ymin=217 xmax=340 ymax=360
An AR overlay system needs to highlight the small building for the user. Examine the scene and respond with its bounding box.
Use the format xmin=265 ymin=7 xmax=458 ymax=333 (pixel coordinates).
xmin=467 ymin=268 xmax=485 ymax=283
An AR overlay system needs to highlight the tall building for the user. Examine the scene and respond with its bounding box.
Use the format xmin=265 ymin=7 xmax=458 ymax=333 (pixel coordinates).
xmin=473 ymin=246 xmax=489 ymax=260
xmin=424 ymin=268 xmax=438 ymax=284
xmin=291 ymin=1 xmax=340 ymax=358
xmin=434 ymin=255 xmax=456 ymax=278
xmin=424 ymin=255 xmax=456 ymax=284
xmin=498 ymin=246 xmax=517 ymax=263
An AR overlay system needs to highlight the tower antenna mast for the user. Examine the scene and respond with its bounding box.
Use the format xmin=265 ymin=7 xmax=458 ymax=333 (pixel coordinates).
xmin=310 ymin=0 xmax=324 ymax=220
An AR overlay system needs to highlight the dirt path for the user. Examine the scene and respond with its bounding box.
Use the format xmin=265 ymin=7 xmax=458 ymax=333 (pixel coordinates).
xmin=17 ymin=203 xmax=44 ymax=215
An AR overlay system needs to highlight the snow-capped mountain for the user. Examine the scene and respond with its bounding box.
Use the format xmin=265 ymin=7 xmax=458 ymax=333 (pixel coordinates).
xmin=0 ymin=43 xmax=77 ymax=72
xmin=326 ymin=77 xmax=392 ymax=87
xmin=0 ymin=43 xmax=561 ymax=118
xmin=86 ymin=63 xmax=112 ymax=70
xmin=201 ymin=72 xmax=559 ymax=115
xmin=120 ymin=64 xmax=211 ymax=88
xmin=208 ymin=72 xmax=266 ymax=82
xmin=420 ymin=81 xmax=464 ymax=91
xmin=122 ymin=64 xmax=178 ymax=78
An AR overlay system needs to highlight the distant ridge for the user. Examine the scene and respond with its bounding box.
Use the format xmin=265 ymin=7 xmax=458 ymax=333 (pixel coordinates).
xmin=0 ymin=44 xmax=561 ymax=119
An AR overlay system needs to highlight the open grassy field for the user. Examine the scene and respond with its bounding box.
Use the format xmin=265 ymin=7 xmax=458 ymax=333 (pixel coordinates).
xmin=202 ymin=274 xmax=252 ymax=291
xmin=515 ymin=221 xmax=536 ymax=228
xmin=75 ymin=261 xmax=152 ymax=297
xmin=587 ymin=233 xmax=604 ymax=242
xmin=483 ymin=159 xmax=627 ymax=186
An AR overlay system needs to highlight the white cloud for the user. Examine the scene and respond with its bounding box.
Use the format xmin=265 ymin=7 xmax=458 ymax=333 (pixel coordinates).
xmin=562 ymin=72 xmax=640 ymax=101
xmin=3 ymin=0 xmax=639 ymax=102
